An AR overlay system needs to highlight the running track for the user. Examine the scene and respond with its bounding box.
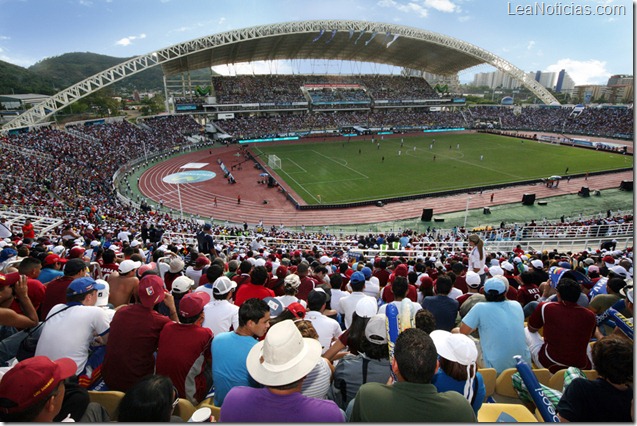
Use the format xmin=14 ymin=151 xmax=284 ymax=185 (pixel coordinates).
xmin=138 ymin=135 xmax=634 ymax=227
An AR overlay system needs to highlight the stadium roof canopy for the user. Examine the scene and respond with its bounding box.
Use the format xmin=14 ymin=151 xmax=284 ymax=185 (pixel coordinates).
xmin=159 ymin=20 xmax=485 ymax=77
xmin=2 ymin=19 xmax=558 ymax=131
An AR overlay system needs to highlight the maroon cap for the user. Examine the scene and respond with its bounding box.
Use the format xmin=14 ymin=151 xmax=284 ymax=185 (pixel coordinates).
xmin=138 ymin=275 xmax=166 ymax=308
xmin=276 ymin=265 xmax=288 ymax=278
xmin=44 ymin=254 xmax=67 ymax=266
xmin=195 ymin=256 xmax=211 ymax=268
xmin=68 ymin=247 xmax=86 ymax=259
xmin=394 ymin=264 xmax=409 ymax=277
xmin=0 ymin=356 xmax=76 ymax=414
xmin=178 ymin=292 xmax=210 ymax=318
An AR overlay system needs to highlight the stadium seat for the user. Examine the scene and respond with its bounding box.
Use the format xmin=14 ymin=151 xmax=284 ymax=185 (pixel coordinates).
xmin=478 ymin=368 xmax=497 ymax=400
xmin=87 ymin=390 xmax=125 ymax=420
xmin=533 ymin=368 xmax=552 ymax=387
xmin=548 ymin=369 xmax=598 ymax=392
xmin=494 ymin=368 xmax=551 ymax=400
xmin=477 ymin=403 xmax=538 ymax=422
xmin=494 ymin=368 xmax=520 ymax=399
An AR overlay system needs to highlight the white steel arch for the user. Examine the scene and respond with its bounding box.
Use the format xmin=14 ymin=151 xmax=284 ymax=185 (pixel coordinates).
xmin=2 ymin=20 xmax=558 ymax=131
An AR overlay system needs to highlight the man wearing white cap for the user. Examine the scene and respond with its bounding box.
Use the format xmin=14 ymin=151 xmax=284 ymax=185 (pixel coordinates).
xmin=220 ymin=320 xmax=345 ymax=422
xmin=202 ymin=276 xmax=239 ymax=336
xmin=107 ymin=259 xmax=141 ymax=308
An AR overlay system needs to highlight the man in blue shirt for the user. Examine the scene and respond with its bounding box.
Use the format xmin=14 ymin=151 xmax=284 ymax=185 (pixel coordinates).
xmin=211 ymin=298 xmax=270 ymax=406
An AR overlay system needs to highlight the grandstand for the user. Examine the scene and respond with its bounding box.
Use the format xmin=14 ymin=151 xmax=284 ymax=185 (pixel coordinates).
xmin=0 ymin=19 xmax=632 ymax=247
xmin=0 ymin=21 xmax=635 ymax=420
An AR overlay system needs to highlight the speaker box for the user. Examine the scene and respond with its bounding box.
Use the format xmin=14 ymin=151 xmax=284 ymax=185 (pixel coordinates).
xmin=434 ymin=217 xmax=445 ymax=222
xmin=421 ymin=208 xmax=433 ymax=221
xmin=522 ymin=193 xmax=535 ymax=205
xmin=267 ymin=176 xmax=275 ymax=187
xmin=579 ymin=186 xmax=590 ymax=197
xmin=620 ymin=180 xmax=633 ymax=191
xmin=483 ymin=207 xmax=491 ymax=215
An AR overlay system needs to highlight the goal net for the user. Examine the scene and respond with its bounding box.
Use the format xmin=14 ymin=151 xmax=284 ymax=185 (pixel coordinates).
xmin=268 ymin=154 xmax=282 ymax=170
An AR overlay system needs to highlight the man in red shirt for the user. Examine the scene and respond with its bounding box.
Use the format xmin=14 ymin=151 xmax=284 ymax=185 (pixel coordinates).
xmin=233 ymin=266 xmax=274 ymax=306
xmin=372 ymin=258 xmax=390 ymax=288
xmin=21 ymin=219 xmax=35 ymax=240
xmin=516 ymin=271 xmax=542 ymax=309
xmin=102 ymin=275 xmax=179 ymax=391
xmin=156 ymin=292 xmax=213 ymax=404
xmin=39 ymin=258 xmax=87 ymax=320
xmin=525 ymin=278 xmax=596 ymax=373
xmin=98 ymin=249 xmax=120 ymax=282
xmin=10 ymin=258 xmax=45 ymax=317
xmin=296 ymin=262 xmax=318 ymax=301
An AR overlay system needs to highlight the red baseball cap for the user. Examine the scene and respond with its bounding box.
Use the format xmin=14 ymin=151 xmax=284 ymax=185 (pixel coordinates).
xmin=138 ymin=275 xmax=166 ymax=308
xmin=287 ymin=302 xmax=306 ymax=319
xmin=178 ymin=292 xmax=210 ymax=318
xmin=0 ymin=356 xmax=76 ymax=414
xmin=0 ymin=272 xmax=20 ymax=287
xmin=44 ymin=254 xmax=67 ymax=266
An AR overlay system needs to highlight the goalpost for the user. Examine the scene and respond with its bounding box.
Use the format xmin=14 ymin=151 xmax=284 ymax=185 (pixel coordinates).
xmin=268 ymin=154 xmax=282 ymax=170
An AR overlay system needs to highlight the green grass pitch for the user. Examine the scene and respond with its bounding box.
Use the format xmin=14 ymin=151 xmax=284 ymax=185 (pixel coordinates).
xmin=251 ymin=132 xmax=632 ymax=205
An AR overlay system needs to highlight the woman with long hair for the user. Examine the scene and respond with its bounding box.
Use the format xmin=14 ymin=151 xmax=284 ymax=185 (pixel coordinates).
xmin=467 ymin=234 xmax=486 ymax=285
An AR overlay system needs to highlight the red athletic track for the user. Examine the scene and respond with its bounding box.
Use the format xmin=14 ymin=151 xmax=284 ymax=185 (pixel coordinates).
xmin=138 ymin=133 xmax=634 ymax=227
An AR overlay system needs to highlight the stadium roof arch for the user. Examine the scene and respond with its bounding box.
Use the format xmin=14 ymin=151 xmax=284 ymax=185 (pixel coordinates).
xmin=2 ymin=19 xmax=559 ymax=131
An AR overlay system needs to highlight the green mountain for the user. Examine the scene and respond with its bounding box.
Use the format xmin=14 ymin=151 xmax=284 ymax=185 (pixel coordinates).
xmin=0 ymin=60 xmax=56 ymax=95
xmin=28 ymin=52 xmax=165 ymax=92
xmin=2 ymin=51 xmax=217 ymax=97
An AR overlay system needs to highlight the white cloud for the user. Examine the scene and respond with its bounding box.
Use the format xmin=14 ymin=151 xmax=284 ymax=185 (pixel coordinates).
xmin=424 ymin=0 xmax=458 ymax=13
xmin=378 ymin=0 xmax=460 ymax=17
xmin=0 ymin=35 xmax=10 ymax=41
xmin=218 ymin=17 xmax=226 ymax=25
xmin=78 ymin=0 xmax=93 ymax=6
xmin=457 ymin=15 xmax=471 ymax=22
xmin=527 ymin=40 xmax=535 ymax=50
xmin=378 ymin=0 xmax=429 ymax=17
xmin=546 ymin=59 xmax=611 ymax=85
xmin=115 ymin=33 xmax=146 ymax=47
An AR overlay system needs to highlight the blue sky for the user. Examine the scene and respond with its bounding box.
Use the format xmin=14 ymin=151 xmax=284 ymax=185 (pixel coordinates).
xmin=0 ymin=0 xmax=632 ymax=85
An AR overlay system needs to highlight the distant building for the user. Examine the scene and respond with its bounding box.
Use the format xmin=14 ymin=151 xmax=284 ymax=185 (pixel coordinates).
xmin=572 ymin=85 xmax=606 ymax=104
xmin=555 ymin=70 xmax=575 ymax=94
xmin=0 ymin=94 xmax=50 ymax=110
xmin=607 ymin=74 xmax=633 ymax=86
xmin=472 ymin=70 xmax=522 ymax=89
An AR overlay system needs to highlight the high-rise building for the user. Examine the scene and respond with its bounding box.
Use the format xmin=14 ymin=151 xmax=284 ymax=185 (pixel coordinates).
xmin=607 ymin=74 xmax=633 ymax=86
xmin=555 ymin=69 xmax=575 ymax=94
xmin=534 ymin=71 xmax=556 ymax=90
xmin=471 ymin=70 xmax=522 ymax=89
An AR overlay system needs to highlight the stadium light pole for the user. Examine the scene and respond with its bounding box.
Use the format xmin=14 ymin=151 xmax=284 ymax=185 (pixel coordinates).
xmin=464 ymin=196 xmax=472 ymax=228
xmin=175 ymin=183 xmax=184 ymax=221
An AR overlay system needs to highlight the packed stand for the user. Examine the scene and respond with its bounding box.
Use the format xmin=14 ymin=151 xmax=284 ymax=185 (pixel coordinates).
xmin=0 ymin=215 xmax=633 ymax=421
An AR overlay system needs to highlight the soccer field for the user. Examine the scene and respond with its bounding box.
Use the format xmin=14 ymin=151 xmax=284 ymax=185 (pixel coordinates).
xmin=252 ymin=133 xmax=632 ymax=205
